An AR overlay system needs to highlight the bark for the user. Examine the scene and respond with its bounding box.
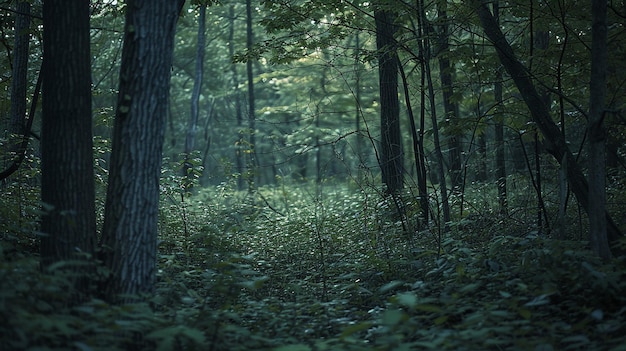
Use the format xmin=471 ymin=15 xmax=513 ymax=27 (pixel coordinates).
xmin=473 ymin=1 xmax=622 ymax=251
xmin=8 ymin=0 xmax=30 ymax=158
xmin=40 ymin=0 xmax=96 ymax=296
xmin=436 ymin=0 xmax=462 ymax=191
xmin=419 ymin=0 xmax=449 ymax=225
xmin=493 ymin=1 xmax=507 ymax=216
xmin=101 ymin=0 xmax=185 ymax=303
xmin=182 ymin=3 xmax=207 ymax=189
xmin=375 ymin=8 xmax=403 ymax=194
xmin=588 ymin=0 xmax=611 ymax=259
xmin=1 ymin=0 xmax=37 ymax=181
xmin=246 ymin=0 xmax=258 ymax=191
xmin=229 ymin=5 xmax=245 ymax=190
xmin=399 ymin=59 xmax=428 ymax=224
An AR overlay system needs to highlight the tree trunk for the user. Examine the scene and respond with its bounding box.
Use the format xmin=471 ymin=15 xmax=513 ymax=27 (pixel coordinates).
xmin=229 ymin=5 xmax=245 ymax=191
xmin=182 ymin=3 xmax=207 ymax=190
xmin=246 ymin=0 xmax=258 ymax=191
xmin=492 ymin=1 xmax=507 ymax=216
xmin=399 ymin=60 xmax=428 ymax=225
xmin=1 ymin=0 xmax=34 ymax=181
xmin=588 ymin=0 xmax=611 ymax=260
xmin=8 ymin=0 xmax=30 ymax=159
xmin=40 ymin=0 xmax=96 ymax=298
xmin=375 ymin=7 xmax=403 ymax=194
xmin=101 ymin=0 xmax=185 ymax=303
xmin=473 ymin=1 xmax=622 ymax=253
xmin=418 ymin=0 xmax=449 ymax=225
xmin=436 ymin=0 xmax=462 ymax=192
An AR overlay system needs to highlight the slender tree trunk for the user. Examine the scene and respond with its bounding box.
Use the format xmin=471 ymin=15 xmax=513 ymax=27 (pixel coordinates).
xmin=375 ymin=6 xmax=403 ymax=194
xmin=399 ymin=60 xmax=428 ymax=225
xmin=229 ymin=5 xmax=245 ymax=190
xmin=246 ymin=0 xmax=258 ymax=191
xmin=418 ymin=0 xmax=450 ymax=225
xmin=493 ymin=1 xmax=507 ymax=216
xmin=1 ymin=0 xmax=33 ymax=180
xmin=588 ymin=0 xmax=611 ymax=260
xmin=473 ymin=1 xmax=622 ymax=253
xmin=40 ymin=0 xmax=96 ymax=298
xmin=101 ymin=0 xmax=185 ymax=303
xmin=436 ymin=0 xmax=462 ymax=192
xmin=354 ymin=32 xmax=365 ymax=179
xmin=9 ymin=0 xmax=30 ymax=158
xmin=182 ymin=3 xmax=207 ymax=190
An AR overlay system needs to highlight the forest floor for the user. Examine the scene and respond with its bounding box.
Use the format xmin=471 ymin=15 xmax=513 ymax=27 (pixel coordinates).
xmin=2 ymin=184 xmax=626 ymax=350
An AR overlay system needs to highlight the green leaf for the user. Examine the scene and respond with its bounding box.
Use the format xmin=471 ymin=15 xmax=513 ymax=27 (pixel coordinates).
xmin=379 ymin=280 xmax=403 ymax=293
xmin=395 ymin=292 xmax=417 ymax=308
xmin=381 ymin=308 xmax=405 ymax=326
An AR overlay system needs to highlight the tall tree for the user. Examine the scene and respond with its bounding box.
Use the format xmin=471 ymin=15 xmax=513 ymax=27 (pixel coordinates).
xmin=418 ymin=0 xmax=450 ymax=224
xmin=472 ymin=1 xmax=622 ymax=255
xmin=8 ymin=0 xmax=30 ymax=160
xmin=493 ymin=1 xmax=507 ymax=216
xmin=435 ymin=0 xmax=462 ymax=192
xmin=100 ymin=0 xmax=185 ymax=302
xmin=229 ymin=4 xmax=245 ymax=191
xmin=588 ymin=0 xmax=611 ymax=259
xmin=246 ymin=0 xmax=258 ymax=191
xmin=182 ymin=2 xmax=207 ymax=189
xmin=40 ymin=0 xmax=96 ymax=295
xmin=1 ymin=0 xmax=34 ymax=180
xmin=375 ymin=5 xmax=403 ymax=194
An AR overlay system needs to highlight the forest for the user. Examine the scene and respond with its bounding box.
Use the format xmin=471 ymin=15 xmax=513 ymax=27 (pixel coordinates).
xmin=1 ymin=0 xmax=625 ymax=350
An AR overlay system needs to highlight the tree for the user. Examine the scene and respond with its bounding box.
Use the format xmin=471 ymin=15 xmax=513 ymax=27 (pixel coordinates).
xmin=182 ymin=2 xmax=207 ymax=190
xmin=0 ymin=0 xmax=35 ymax=181
xmin=8 ymin=0 xmax=30 ymax=160
xmin=435 ymin=0 xmax=462 ymax=192
xmin=472 ymin=1 xmax=622 ymax=255
xmin=588 ymin=0 xmax=611 ymax=260
xmin=375 ymin=4 xmax=403 ymax=194
xmin=245 ymin=0 xmax=258 ymax=191
xmin=100 ymin=0 xmax=185 ymax=302
xmin=40 ymin=0 xmax=96 ymax=297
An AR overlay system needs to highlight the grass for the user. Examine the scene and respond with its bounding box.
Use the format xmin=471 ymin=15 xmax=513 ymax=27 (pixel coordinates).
xmin=1 ymin=179 xmax=625 ymax=350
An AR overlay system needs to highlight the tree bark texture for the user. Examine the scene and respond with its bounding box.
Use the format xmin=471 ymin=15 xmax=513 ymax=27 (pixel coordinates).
xmin=588 ymin=0 xmax=611 ymax=259
xmin=473 ymin=1 xmax=622 ymax=251
xmin=375 ymin=8 xmax=403 ymax=194
xmin=101 ymin=0 xmax=184 ymax=302
xmin=40 ymin=0 xmax=96 ymax=280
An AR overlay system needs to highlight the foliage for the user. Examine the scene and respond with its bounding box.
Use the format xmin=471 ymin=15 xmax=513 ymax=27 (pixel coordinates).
xmin=2 ymin=181 xmax=625 ymax=350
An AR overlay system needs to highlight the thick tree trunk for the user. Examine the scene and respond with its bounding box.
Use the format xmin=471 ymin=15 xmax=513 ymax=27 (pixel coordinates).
xmin=101 ymin=0 xmax=184 ymax=303
xmin=375 ymin=8 xmax=403 ymax=194
xmin=473 ymin=2 xmax=622 ymax=252
xmin=40 ymin=0 xmax=96 ymax=296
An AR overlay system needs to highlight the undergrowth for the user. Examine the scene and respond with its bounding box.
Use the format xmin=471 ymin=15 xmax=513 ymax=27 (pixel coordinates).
xmin=1 ymin=180 xmax=626 ymax=350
